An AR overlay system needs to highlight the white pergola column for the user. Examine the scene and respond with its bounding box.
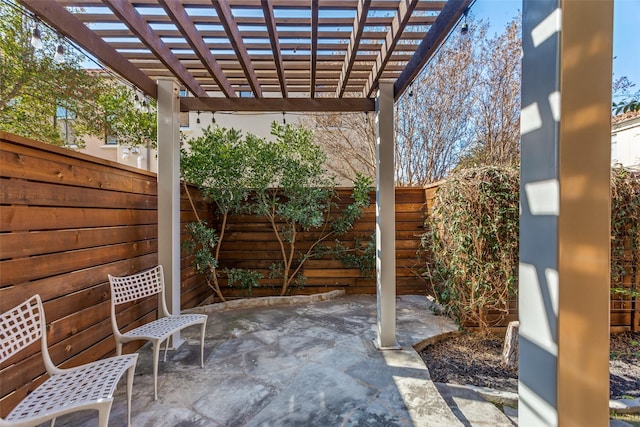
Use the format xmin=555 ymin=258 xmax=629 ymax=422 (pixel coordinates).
xmin=519 ymin=1 xmax=612 ymax=425
xmin=156 ymin=77 xmax=184 ymax=348
xmin=375 ymin=81 xmax=398 ymax=349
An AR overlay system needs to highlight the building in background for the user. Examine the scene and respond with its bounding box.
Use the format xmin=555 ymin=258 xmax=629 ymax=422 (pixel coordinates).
xmin=612 ymin=111 xmax=640 ymax=171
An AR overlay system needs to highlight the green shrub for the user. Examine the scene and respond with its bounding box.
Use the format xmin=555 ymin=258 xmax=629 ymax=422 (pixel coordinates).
xmin=611 ymin=167 xmax=640 ymax=299
xmin=423 ymin=166 xmax=519 ymax=330
xmin=424 ymin=165 xmax=640 ymax=330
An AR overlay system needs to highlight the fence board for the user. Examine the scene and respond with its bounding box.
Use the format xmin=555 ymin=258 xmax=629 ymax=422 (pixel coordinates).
xmin=0 ymin=132 xmax=211 ymax=417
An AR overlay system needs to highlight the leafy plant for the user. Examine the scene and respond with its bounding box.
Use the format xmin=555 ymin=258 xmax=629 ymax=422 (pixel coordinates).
xmin=422 ymin=166 xmax=519 ymax=330
xmin=224 ymin=268 xmax=262 ymax=297
xmin=249 ymin=123 xmax=373 ymax=295
xmin=181 ymin=123 xmax=373 ymax=299
xmin=181 ymin=126 xmax=253 ymax=301
xmin=610 ymin=167 xmax=640 ymax=301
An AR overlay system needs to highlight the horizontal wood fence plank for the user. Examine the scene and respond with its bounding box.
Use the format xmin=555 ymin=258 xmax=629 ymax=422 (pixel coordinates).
xmin=0 ymin=254 xmax=158 ymax=312
xmin=0 ymin=178 xmax=157 ymax=209
xmin=0 ymin=206 xmax=157 ymax=232
xmin=0 ymin=240 xmax=157 ymax=285
xmin=0 ymin=225 xmax=157 ymax=259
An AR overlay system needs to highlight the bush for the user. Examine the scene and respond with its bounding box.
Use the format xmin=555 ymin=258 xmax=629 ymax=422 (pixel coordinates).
xmin=423 ymin=166 xmax=519 ymax=330
xmin=611 ymin=167 xmax=640 ymax=299
xmin=424 ymin=165 xmax=640 ymax=330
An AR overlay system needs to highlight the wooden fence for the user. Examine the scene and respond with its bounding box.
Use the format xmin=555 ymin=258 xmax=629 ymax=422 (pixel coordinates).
xmin=211 ymin=187 xmax=429 ymax=298
xmin=0 ymin=132 xmax=210 ymax=415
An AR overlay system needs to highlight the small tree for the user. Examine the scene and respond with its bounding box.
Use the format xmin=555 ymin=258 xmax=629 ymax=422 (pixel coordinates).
xmin=181 ymin=126 xmax=256 ymax=301
xmin=181 ymin=123 xmax=373 ymax=299
xmin=250 ymin=122 xmax=372 ymax=295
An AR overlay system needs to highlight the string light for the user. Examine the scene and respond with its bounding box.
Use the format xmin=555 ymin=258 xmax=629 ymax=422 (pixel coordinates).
xmin=282 ymin=112 xmax=286 ymax=125
xmin=196 ymin=110 xmax=201 ymax=124
xmin=30 ymin=23 xmax=42 ymax=49
xmin=53 ymin=40 xmax=65 ymax=63
xmin=211 ymin=111 xmax=216 ymax=124
xmin=364 ymin=111 xmax=369 ymax=125
xmin=461 ymin=8 xmax=469 ymax=34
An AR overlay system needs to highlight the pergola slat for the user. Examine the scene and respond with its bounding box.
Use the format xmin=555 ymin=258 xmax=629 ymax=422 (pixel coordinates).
xmin=336 ymin=0 xmax=372 ymax=97
xmin=364 ymin=0 xmax=420 ymax=97
xmin=310 ymin=0 xmax=319 ymax=98
xmin=159 ymin=0 xmax=237 ymax=97
xmin=261 ymin=0 xmax=287 ymax=97
xmin=212 ymin=0 xmax=263 ymax=97
xmin=103 ymin=0 xmax=207 ymax=97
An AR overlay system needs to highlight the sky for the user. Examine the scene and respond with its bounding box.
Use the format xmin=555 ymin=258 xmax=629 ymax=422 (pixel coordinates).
xmin=472 ymin=0 xmax=640 ymax=100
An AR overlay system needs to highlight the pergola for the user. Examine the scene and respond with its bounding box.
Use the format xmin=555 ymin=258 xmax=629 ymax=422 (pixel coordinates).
xmin=18 ymin=1 xmax=614 ymax=426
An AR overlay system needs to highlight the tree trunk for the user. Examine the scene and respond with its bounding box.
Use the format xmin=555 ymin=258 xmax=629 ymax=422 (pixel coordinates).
xmin=501 ymin=320 xmax=519 ymax=369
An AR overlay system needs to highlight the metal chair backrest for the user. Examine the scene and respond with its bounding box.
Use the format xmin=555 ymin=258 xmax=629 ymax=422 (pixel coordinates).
xmin=109 ymin=265 xmax=165 ymax=306
xmin=0 ymin=295 xmax=44 ymax=364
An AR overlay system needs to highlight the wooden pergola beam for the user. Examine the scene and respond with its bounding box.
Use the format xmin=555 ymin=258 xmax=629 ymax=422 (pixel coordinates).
xmin=364 ymin=0 xmax=419 ymax=97
xmin=310 ymin=0 xmax=319 ymax=98
xmin=180 ymin=97 xmax=375 ymax=112
xmin=336 ymin=0 xmax=372 ymax=97
xmin=158 ymin=0 xmax=236 ymax=97
xmin=79 ymin=14 xmax=437 ymax=28
xmin=212 ymin=0 xmax=263 ymax=97
xmin=18 ymin=0 xmax=157 ymax=98
xmin=261 ymin=0 xmax=288 ymax=98
xmin=103 ymin=0 xmax=207 ymax=97
xmin=394 ymin=0 xmax=471 ymax=100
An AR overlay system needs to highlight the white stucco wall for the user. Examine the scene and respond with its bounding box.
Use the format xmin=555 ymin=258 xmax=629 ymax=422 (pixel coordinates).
xmin=612 ymin=115 xmax=640 ymax=170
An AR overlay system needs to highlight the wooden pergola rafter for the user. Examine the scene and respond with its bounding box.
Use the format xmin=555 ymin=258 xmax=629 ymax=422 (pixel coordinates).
xmin=103 ymin=0 xmax=208 ymax=97
xmin=19 ymin=0 xmax=470 ymax=109
xmin=212 ymin=0 xmax=263 ymax=97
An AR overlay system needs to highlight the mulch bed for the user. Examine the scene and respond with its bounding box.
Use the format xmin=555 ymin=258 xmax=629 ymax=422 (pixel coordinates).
xmin=419 ymin=331 xmax=640 ymax=399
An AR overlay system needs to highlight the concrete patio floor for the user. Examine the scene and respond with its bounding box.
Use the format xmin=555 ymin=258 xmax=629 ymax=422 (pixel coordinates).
xmin=56 ymin=293 xmax=517 ymax=426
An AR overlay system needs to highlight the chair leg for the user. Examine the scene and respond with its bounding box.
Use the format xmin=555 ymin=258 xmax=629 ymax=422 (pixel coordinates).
xmin=200 ymin=321 xmax=206 ymax=368
xmin=163 ymin=338 xmax=169 ymax=362
xmin=116 ymin=341 xmax=123 ymax=356
xmin=152 ymin=341 xmax=160 ymax=401
xmin=126 ymin=363 xmax=136 ymax=426
xmin=97 ymin=401 xmax=113 ymax=427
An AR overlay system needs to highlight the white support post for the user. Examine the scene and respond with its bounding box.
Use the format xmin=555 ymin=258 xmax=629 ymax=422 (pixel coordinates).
xmin=156 ymin=77 xmax=184 ymax=349
xmin=375 ymin=81 xmax=398 ymax=350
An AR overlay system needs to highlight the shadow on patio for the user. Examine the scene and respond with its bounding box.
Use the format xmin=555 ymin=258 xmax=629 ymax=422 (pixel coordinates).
xmin=53 ymin=294 xmax=515 ymax=427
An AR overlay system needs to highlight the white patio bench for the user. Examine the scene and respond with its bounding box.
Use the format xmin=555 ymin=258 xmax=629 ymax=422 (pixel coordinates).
xmin=108 ymin=265 xmax=207 ymax=400
xmin=0 ymin=294 xmax=138 ymax=427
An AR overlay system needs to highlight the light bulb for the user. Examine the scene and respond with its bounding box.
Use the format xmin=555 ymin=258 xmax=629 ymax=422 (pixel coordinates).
xmin=54 ymin=43 xmax=65 ymax=63
xmin=31 ymin=26 xmax=42 ymax=49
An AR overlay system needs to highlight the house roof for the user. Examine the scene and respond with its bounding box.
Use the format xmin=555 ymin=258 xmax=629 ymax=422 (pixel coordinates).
xmin=19 ymin=0 xmax=470 ymax=112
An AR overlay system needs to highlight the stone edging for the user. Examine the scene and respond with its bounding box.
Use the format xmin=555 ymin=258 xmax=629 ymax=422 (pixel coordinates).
xmin=188 ymin=290 xmax=346 ymax=314
xmin=419 ymin=331 xmax=640 ymax=415
xmin=463 ymin=384 xmax=640 ymax=415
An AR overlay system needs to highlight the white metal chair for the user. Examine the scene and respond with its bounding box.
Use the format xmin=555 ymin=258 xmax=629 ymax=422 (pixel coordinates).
xmin=108 ymin=265 xmax=207 ymax=400
xmin=0 ymin=295 xmax=137 ymax=427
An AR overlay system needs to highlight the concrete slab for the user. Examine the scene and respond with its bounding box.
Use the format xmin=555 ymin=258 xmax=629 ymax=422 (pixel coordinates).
xmin=54 ymin=293 xmax=509 ymax=427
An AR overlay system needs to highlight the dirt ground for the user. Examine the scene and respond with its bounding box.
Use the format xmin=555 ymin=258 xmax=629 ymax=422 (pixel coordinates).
xmin=419 ymin=330 xmax=640 ymax=400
